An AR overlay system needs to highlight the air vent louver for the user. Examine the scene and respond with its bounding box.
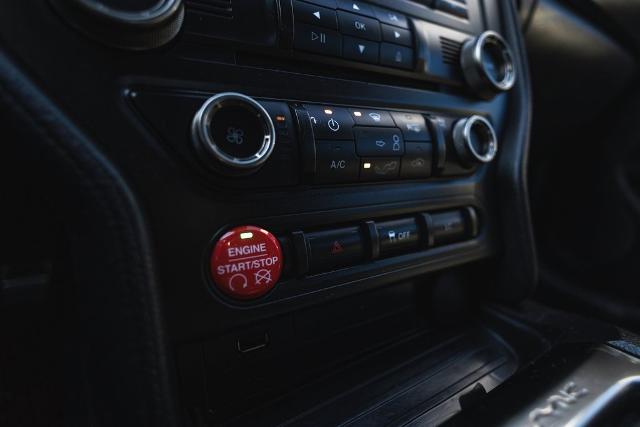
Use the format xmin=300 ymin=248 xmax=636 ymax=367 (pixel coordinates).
xmin=440 ymin=37 xmax=463 ymax=66
xmin=186 ymin=0 xmax=233 ymax=18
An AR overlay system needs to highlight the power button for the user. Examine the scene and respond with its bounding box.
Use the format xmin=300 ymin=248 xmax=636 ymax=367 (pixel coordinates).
xmin=304 ymin=105 xmax=355 ymax=140
xmin=210 ymin=225 xmax=283 ymax=300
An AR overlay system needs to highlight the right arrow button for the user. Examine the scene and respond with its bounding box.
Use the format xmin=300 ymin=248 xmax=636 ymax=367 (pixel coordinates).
xmin=381 ymin=24 xmax=412 ymax=47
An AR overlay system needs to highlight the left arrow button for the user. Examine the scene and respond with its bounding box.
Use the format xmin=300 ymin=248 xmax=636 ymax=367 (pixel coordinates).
xmin=293 ymin=0 xmax=338 ymax=30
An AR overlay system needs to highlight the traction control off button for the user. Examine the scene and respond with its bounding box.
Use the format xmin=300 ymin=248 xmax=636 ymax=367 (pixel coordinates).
xmin=210 ymin=225 xmax=283 ymax=300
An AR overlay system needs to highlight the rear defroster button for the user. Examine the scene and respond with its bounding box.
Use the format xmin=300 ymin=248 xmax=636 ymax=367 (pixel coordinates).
xmin=210 ymin=225 xmax=283 ymax=300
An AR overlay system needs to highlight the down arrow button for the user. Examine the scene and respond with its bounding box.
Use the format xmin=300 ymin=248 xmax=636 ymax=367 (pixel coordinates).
xmin=342 ymin=36 xmax=379 ymax=64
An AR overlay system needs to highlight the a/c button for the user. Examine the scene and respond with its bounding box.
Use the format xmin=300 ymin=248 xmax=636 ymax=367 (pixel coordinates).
xmin=315 ymin=141 xmax=359 ymax=183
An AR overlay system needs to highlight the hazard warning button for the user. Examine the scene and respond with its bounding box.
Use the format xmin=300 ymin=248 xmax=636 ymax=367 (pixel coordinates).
xmin=210 ymin=225 xmax=283 ymax=300
xmin=306 ymin=226 xmax=365 ymax=273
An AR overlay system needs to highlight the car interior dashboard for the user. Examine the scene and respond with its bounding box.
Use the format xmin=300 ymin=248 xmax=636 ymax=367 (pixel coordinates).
xmin=2 ymin=0 xmax=640 ymax=426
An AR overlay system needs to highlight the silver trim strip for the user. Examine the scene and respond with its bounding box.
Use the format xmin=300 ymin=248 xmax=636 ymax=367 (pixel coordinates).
xmin=567 ymin=375 xmax=640 ymax=427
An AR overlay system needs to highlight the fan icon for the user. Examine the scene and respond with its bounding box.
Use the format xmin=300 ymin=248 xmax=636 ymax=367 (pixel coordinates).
xmin=226 ymin=127 xmax=245 ymax=145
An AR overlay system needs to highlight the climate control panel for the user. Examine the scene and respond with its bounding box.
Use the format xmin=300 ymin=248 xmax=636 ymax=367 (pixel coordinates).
xmin=130 ymin=90 xmax=499 ymax=188
xmin=297 ymin=104 xmax=441 ymax=183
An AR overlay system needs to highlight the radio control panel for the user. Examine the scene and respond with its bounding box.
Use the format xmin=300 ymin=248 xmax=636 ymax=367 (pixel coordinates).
xmin=292 ymin=0 xmax=417 ymax=70
xmin=172 ymin=0 xmax=513 ymax=97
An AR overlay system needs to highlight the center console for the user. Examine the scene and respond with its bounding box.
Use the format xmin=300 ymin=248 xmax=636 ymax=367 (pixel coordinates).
xmin=4 ymin=0 xmax=535 ymax=424
xmin=113 ymin=0 xmax=523 ymax=310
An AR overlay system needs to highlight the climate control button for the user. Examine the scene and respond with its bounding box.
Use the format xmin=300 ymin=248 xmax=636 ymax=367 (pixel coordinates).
xmin=355 ymin=127 xmax=404 ymax=156
xmin=315 ymin=141 xmax=360 ymax=183
xmin=210 ymin=225 xmax=283 ymax=300
xmin=401 ymin=142 xmax=433 ymax=178
xmin=349 ymin=108 xmax=395 ymax=127
xmin=192 ymin=93 xmax=276 ymax=173
xmin=390 ymin=112 xmax=430 ymax=141
xmin=452 ymin=115 xmax=498 ymax=168
xmin=304 ymin=105 xmax=355 ymax=140
xmin=360 ymin=157 xmax=400 ymax=180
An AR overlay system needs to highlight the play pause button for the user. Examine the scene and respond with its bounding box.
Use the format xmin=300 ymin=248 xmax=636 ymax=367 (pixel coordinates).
xmin=342 ymin=36 xmax=379 ymax=64
xmin=295 ymin=23 xmax=341 ymax=56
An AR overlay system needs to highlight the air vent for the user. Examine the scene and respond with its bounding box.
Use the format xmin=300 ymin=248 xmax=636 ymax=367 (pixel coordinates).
xmin=440 ymin=37 xmax=463 ymax=66
xmin=186 ymin=0 xmax=233 ymax=18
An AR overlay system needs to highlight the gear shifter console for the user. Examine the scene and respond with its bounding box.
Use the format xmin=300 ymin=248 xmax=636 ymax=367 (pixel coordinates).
xmin=466 ymin=345 xmax=640 ymax=427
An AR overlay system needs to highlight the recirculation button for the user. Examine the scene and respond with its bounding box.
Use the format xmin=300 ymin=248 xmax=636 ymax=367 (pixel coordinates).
xmin=210 ymin=225 xmax=283 ymax=300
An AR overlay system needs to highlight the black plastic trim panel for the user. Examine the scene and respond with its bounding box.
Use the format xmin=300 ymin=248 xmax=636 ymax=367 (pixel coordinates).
xmin=0 ymin=50 xmax=178 ymax=426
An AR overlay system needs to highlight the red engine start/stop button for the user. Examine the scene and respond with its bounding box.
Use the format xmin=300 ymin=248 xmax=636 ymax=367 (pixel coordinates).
xmin=210 ymin=225 xmax=283 ymax=300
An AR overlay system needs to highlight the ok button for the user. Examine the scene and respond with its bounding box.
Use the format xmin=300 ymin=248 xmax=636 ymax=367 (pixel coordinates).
xmin=338 ymin=11 xmax=381 ymax=41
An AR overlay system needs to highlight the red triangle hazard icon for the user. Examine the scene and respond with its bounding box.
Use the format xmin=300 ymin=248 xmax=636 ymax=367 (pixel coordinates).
xmin=331 ymin=241 xmax=344 ymax=254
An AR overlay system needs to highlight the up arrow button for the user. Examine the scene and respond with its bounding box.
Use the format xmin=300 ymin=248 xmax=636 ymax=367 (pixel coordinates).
xmin=294 ymin=1 xmax=338 ymax=30
xmin=337 ymin=0 xmax=376 ymax=18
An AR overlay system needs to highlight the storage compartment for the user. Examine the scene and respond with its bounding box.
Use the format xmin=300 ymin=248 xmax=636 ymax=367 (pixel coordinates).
xmin=176 ymin=282 xmax=539 ymax=425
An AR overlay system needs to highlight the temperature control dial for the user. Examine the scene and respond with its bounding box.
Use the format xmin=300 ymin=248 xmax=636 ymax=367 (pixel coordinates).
xmin=452 ymin=115 xmax=498 ymax=168
xmin=460 ymin=31 xmax=516 ymax=100
xmin=191 ymin=93 xmax=276 ymax=174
